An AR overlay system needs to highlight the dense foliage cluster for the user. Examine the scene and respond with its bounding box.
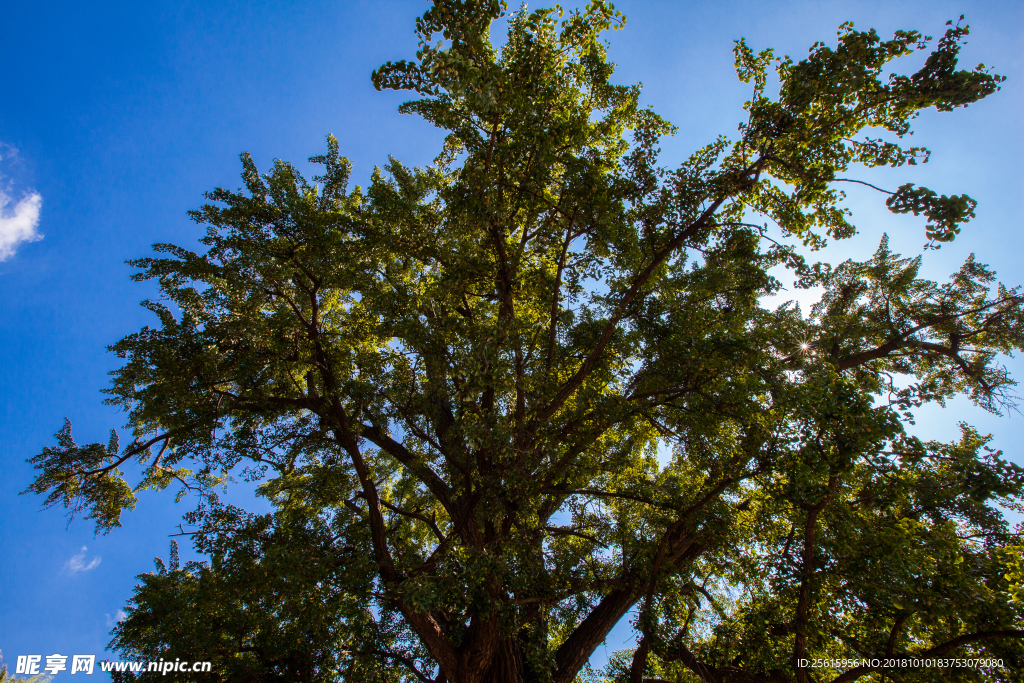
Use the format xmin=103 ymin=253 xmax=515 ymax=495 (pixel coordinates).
xmin=27 ymin=2 xmax=1024 ymax=682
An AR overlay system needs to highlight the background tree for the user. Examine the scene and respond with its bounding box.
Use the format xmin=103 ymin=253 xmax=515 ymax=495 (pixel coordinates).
xmin=26 ymin=1 xmax=1024 ymax=682
xmin=0 ymin=653 xmax=49 ymax=683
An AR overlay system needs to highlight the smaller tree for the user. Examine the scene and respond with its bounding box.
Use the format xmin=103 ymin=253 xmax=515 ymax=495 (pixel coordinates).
xmin=0 ymin=654 xmax=50 ymax=683
xmin=108 ymin=513 xmax=362 ymax=683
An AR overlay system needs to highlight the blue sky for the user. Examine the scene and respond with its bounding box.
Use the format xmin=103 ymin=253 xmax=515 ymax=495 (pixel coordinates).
xmin=1 ymin=0 xmax=1021 ymax=678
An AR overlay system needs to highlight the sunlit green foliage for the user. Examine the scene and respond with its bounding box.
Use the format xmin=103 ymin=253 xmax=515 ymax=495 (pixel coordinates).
xmin=0 ymin=654 xmax=49 ymax=683
xmin=27 ymin=2 xmax=1024 ymax=682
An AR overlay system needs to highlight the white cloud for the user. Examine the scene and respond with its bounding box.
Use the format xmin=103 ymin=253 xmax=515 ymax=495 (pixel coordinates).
xmin=105 ymin=609 xmax=128 ymax=627
xmin=66 ymin=546 xmax=101 ymax=573
xmin=0 ymin=190 xmax=42 ymax=261
xmin=0 ymin=142 xmax=42 ymax=261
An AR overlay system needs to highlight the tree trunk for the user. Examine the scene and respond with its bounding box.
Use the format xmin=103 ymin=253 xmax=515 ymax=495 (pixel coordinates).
xmin=482 ymin=637 xmax=526 ymax=683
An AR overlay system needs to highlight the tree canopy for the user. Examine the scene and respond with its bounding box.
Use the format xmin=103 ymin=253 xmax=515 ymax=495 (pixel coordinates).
xmin=26 ymin=1 xmax=1024 ymax=682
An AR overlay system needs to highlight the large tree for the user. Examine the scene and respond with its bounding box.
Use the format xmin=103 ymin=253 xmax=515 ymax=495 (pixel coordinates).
xmin=26 ymin=1 xmax=1024 ymax=682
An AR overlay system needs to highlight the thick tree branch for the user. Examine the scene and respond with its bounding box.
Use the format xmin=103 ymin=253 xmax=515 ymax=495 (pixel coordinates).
xmin=794 ymin=477 xmax=839 ymax=683
xmin=360 ymin=423 xmax=456 ymax=516
xmin=79 ymin=432 xmax=172 ymax=477
xmin=552 ymin=588 xmax=640 ymax=683
xmin=834 ymin=295 xmax=1023 ymax=374
xmin=328 ymin=400 xmax=460 ymax=678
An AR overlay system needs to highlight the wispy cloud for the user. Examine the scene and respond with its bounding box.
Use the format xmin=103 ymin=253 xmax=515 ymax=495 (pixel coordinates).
xmin=0 ymin=144 xmax=42 ymax=261
xmin=66 ymin=546 xmax=101 ymax=573
xmin=0 ymin=190 xmax=42 ymax=261
xmin=105 ymin=609 xmax=128 ymax=627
